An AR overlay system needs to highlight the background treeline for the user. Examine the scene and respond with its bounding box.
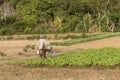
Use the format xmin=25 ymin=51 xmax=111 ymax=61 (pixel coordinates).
xmin=0 ymin=0 xmax=120 ymax=35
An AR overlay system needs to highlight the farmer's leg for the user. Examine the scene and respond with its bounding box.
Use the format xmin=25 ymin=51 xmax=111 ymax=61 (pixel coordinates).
xmin=43 ymin=49 xmax=46 ymax=58
xmin=42 ymin=50 xmax=46 ymax=58
xmin=39 ymin=49 xmax=43 ymax=58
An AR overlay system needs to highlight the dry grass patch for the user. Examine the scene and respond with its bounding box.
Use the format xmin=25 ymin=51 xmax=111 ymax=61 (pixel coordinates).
xmin=0 ymin=52 xmax=6 ymax=56
xmin=23 ymin=44 xmax=36 ymax=52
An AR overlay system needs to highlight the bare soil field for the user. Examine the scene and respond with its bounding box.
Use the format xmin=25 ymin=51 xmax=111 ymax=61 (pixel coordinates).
xmin=1 ymin=36 xmax=120 ymax=80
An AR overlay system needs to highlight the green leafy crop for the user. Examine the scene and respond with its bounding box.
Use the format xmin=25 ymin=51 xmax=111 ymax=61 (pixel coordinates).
xmin=51 ymin=32 xmax=120 ymax=46
xmin=24 ymin=47 xmax=120 ymax=67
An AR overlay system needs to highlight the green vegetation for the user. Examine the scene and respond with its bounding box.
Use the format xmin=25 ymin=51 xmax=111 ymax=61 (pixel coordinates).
xmin=0 ymin=0 xmax=120 ymax=35
xmin=51 ymin=32 xmax=120 ymax=46
xmin=24 ymin=47 xmax=120 ymax=67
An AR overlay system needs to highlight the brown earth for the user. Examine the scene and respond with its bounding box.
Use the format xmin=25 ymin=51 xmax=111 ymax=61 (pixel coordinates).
xmin=0 ymin=36 xmax=120 ymax=80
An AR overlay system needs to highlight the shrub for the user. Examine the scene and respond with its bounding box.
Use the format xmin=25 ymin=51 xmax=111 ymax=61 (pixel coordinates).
xmin=31 ymin=45 xmax=36 ymax=50
xmin=23 ymin=44 xmax=36 ymax=52
xmin=0 ymin=27 xmax=14 ymax=36
xmin=0 ymin=52 xmax=6 ymax=56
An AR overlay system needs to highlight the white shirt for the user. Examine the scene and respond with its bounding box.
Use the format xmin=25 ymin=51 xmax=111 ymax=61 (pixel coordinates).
xmin=38 ymin=39 xmax=47 ymax=49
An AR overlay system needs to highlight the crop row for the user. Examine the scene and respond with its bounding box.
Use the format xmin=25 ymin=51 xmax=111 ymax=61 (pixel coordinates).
xmin=24 ymin=47 xmax=120 ymax=67
xmin=51 ymin=32 xmax=120 ymax=46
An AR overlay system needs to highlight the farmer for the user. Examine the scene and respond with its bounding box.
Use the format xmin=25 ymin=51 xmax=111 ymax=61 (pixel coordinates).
xmin=38 ymin=35 xmax=49 ymax=58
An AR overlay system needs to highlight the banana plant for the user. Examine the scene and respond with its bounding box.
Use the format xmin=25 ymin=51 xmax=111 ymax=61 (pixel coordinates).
xmin=54 ymin=16 xmax=62 ymax=27
xmin=83 ymin=13 xmax=93 ymax=33
xmin=83 ymin=17 xmax=87 ymax=32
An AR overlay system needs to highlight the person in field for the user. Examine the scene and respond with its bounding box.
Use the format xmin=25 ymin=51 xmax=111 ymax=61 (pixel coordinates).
xmin=37 ymin=36 xmax=50 ymax=58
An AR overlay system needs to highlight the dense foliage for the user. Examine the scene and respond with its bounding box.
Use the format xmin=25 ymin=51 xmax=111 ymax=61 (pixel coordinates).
xmin=25 ymin=47 xmax=120 ymax=66
xmin=0 ymin=0 xmax=120 ymax=35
